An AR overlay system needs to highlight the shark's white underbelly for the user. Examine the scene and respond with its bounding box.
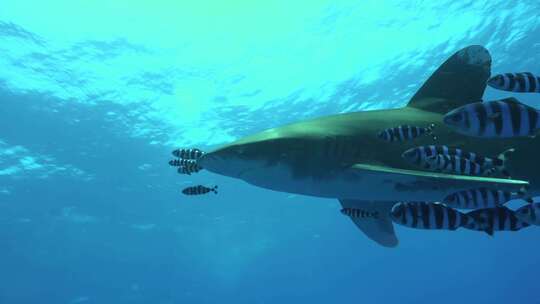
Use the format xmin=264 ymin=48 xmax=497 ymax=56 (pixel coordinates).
xmin=240 ymin=163 xmax=529 ymax=202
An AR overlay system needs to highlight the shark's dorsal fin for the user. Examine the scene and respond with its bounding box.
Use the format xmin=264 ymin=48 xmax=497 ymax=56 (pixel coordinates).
xmin=407 ymin=45 xmax=491 ymax=114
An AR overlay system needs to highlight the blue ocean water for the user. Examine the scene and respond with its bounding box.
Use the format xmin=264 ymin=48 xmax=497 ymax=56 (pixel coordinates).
xmin=1 ymin=1 xmax=540 ymax=303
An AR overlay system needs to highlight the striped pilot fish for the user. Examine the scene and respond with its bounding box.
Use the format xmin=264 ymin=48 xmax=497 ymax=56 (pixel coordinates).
xmin=424 ymin=154 xmax=494 ymax=176
xmin=377 ymin=124 xmax=436 ymax=142
xmin=443 ymin=98 xmax=540 ymax=138
xmin=487 ymin=72 xmax=540 ymax=93
xmin=401 ymin=145 xmax=514 ymax=177
xmin=172 ymin=148 xmax=206 ymax=159
xmin=390 ymin=202 xmax=473 ymax=231
xmin=515 ymin=200 xmax=540 ymax=226
xmin=465 ymin=207 xmax=530 ymax=236
xmin=169 ymin=159 xmax=200 ymax=168
xmin=442 ymin=187 xmax=527 ymax=210
xmin=177 ymin=161 xmax=202 ymax=175
xmin=182 ymin=185 xmax=218 ymax=196
xmin=340 ymin=208 xmax=379 ymax=219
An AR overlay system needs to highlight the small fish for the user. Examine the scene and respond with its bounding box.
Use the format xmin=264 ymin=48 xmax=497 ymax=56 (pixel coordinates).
xmin=465 ymin=207 xmax=530 ymax=236
xmin=487 ymin=72 xmax=540 ymax=93
xmin=515 ymin=201 xmax=540 ymax=225
xmin=169 ymin=159 xmax=199 ymax=167
xmin=182 ymin=185 xmax=218 ymax=196
xmin=443 ymin=98 xmax=540 ymax=138
xmin=402 ymin=145 xmax=514 ymax=177
xmin=442 ymin=187 xmax=527 ymax=209
xmin=377 ymin=124 xmax=436 ymax=142
xmin=172 ymin=148 xmax=205 ymax=159
xmin=177 ymin=162 xmax=202 ymax=175
xmin=390 ymin=202 xmax=472 ymax=230
xmin=177 ymin=167 xmax=192 ymax=175
xmin=340 ymin=208 xmax=379 ymax=219
xmin=425 ymin=154 xmax=494 ymax=176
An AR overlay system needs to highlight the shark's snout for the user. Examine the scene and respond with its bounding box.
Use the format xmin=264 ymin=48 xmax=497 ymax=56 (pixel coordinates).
xmin=197 ymin=152 xmax=230 ymax=175
xmin=197 ymin=145 xmax=263 ymax=179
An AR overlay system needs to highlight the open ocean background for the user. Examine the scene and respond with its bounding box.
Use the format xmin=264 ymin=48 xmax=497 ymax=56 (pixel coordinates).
xmin=1 ymin=1 xmax=540 ymax=303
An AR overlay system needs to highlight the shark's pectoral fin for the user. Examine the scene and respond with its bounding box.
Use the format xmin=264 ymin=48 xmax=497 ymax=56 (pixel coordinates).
xmin=339 ymin=200 xmax=398 ymax=248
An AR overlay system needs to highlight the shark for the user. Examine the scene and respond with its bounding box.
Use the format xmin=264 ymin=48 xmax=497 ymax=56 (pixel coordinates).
xmin=197 ymin=45 xmax=540 ymax=247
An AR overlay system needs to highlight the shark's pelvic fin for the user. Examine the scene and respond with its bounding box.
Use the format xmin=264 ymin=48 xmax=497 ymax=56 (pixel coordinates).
xmin=407 ymin=45 xmax=491 ymax=114
xmin=339 ymin=200 xmax=398 ymax=248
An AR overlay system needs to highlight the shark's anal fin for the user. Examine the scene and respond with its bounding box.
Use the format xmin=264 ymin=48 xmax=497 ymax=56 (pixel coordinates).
xmin=339 ymin=200 xmax=398 ymax=248
xmin=407 ymin=45 xmax=491 ymax=114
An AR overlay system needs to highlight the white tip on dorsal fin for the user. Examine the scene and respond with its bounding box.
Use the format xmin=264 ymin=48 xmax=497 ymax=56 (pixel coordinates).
xmin=339 ymin=200 xmax=398 ymax=248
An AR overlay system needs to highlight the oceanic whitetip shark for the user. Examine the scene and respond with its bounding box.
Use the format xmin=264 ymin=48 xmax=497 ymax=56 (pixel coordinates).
xmin=198 ymin=45 xmax=538 ymax=247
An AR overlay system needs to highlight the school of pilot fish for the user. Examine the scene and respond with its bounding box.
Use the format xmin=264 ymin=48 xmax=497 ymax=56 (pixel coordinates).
xmin=367 ymin=71 xmax=540 ymax=236
xmin=168 ymin=70 xmax=540 ymax=238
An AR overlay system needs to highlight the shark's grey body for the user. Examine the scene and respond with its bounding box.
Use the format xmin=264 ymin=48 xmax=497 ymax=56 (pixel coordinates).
xmin=198 ymin=46 xmax=538 ymax=247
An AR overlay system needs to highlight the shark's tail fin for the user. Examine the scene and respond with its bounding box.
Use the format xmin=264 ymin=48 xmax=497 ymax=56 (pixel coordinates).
xmin=212 ymin=185 xmax=218 ymax=194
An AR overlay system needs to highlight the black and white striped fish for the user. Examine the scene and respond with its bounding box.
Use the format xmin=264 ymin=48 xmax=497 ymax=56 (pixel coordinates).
xmin=442 ymin=187 xmax=527 ymax=209
xmin=169 ymin=159 xmax=199 ymax=168
xmin=377 ymin=124 xmax=436 ymax=142
xmin=487 ymin=72 xmax=540 ymax=93
xmin=181 ymin=185 xmax=218 ymax=196
xmin=443 ymin=98 xmax=540 ymax=138
xmin=177 ymin=161 xmax=202 ymax=175
xmin=465 ymin=207 xmax=530 ymax=236
xmin=515 ymin=200 xmax=540 ymax=226
xmin=390 ymin=202 xmax=472 ymax=230
xmin=401 ymin=145 xmax=514 ymax=177
xmin=172 ymin=148 xmax=206 ymax=159
xmin=424 ymin=154 xmax=494 ymax=176
xmin=340 ymin=208 xmax=379 ymax=219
